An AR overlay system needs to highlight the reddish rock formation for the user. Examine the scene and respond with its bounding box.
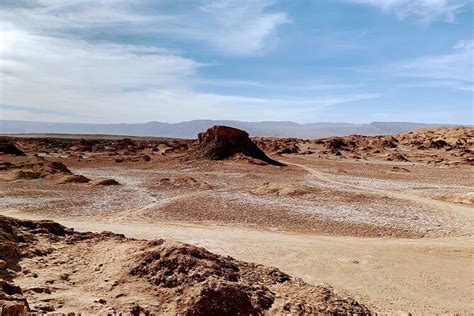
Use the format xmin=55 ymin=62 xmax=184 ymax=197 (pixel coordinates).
xmin=187 ymin=126 xmax=284 ymax=166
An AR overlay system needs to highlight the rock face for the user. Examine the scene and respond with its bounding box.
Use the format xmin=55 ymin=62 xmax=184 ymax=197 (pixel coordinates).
xmin=187 ymin=126 xmax=284 ymax=166
xmin=0 ymin=140 xmax=25 ymax=156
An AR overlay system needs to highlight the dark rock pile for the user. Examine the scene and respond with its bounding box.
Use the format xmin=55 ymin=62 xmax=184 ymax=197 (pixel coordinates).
xmin=0 ymin=140 xmax=25 ymax=156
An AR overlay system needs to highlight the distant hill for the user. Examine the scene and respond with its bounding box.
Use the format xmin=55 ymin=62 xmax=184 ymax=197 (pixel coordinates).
xmin=0 ymin=119 xmax=464 ymax=139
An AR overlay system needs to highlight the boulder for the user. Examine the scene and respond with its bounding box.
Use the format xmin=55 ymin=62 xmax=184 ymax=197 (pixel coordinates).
xmin=54 ymin=174 xmax=90 ymax=184
xmin=90 ymin=178 xmax=120 ymax=186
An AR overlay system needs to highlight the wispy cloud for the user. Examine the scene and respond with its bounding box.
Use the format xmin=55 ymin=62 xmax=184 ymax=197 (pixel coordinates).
xmin=346 ymin=0 xmax=469 ymax=23
xmin=390 ymin=40 xmax=474 ymax=91
xmin=193 ymin=0 xmax=290 ymax=55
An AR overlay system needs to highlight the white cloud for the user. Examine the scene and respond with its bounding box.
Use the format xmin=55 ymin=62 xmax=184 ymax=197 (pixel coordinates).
xmin=0 ymin=24 xmax=380 ymax=123
xmin=346 ymin=0 xmax=468 ymax=23
xmin=1 ymin=0 xmax=290 ymax=56
xmin=0 ymin=1 xmax=385 ymax=123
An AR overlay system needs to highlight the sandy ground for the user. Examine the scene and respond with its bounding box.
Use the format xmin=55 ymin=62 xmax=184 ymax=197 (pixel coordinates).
xmin=1 ymin=131 xmax=473 ymax=314
xmin=2 ymin=156 xmax=473 ymax=314
xmin=2 ymin=209 xmax=472 ymax=315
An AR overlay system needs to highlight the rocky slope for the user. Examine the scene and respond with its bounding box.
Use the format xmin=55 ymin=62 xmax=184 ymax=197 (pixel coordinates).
xmin=0 ymin=215 xmax=369 ymax=315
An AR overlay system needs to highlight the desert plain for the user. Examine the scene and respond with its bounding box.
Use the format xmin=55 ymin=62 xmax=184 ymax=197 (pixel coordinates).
xmin=0 ymin=125 xmax=473 ymax=315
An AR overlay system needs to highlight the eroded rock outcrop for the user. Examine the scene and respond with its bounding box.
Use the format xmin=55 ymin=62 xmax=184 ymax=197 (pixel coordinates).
xmin=0 ymin=159 xmax=93 ymax=184
xmin=186 ymin=126 xmax=285 ymax=166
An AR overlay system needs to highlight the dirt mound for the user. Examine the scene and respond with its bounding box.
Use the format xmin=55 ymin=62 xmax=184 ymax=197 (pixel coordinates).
xmin=0 ymin=140 xmax=25 ymax=156
xmin=90 ymin=178 xmax=120 ymax=186
xmin=0 ymin=215 xmax=370 ymax=315
xmin=128 ymin=240 xmax=369 ymax=315
xmin=0 ymin=159 xmax=93 ymax=185
xmin=130 ymin=240 xmax=242 ymax=288
xmin=252 ymin=183 xmax=312 ymax=196
xmin=2 ymin=160 xmax=72 ymax=181
xmin=128 ymin=240 xmax=262 ymax=315
xmin=186 ymin=126 xmax=285 ymax=166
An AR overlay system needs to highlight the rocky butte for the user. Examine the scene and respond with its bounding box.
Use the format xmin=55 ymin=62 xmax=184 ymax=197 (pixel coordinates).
xmin=186 ymin=125 xmax=285 ymax=166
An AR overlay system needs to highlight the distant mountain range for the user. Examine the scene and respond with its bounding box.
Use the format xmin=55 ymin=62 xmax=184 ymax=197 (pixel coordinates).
xmin=0 ymin=119 xmax=465 ymax=139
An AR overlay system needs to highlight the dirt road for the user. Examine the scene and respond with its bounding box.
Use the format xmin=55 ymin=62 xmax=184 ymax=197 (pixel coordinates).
xmin=2 ymin=209 xmax=472 ymax=314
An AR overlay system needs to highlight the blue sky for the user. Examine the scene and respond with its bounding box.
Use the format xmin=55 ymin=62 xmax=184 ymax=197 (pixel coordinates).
xmin=0 ymin=0 xmax=472 ymax=124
